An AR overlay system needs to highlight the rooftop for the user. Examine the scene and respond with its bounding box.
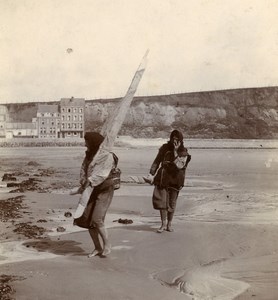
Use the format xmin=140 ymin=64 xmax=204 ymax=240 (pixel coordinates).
xmin=60 ymin=97 xmax=85 ymax=106
xmin=37 ymin=104 xmax=59 ymax=113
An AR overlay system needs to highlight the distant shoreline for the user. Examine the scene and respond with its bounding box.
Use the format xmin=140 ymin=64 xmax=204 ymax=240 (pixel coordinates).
xmin=0 ymin=137 xmax=278 ymax=149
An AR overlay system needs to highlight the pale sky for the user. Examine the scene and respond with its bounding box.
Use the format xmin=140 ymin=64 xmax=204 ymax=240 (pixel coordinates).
xmin=1 ymin=0 xmax=278 ymax=103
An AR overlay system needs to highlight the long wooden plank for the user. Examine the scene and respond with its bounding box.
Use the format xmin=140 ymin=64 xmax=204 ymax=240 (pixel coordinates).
xmin=73 ymin=51 xmax=149 ymax=218
xmin=100 ymin=50 xmax=149 ymax=149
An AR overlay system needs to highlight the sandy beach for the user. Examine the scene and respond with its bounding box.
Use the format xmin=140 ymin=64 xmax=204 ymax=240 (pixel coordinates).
xmin=0 ymin=139 xmax=278 ymax=300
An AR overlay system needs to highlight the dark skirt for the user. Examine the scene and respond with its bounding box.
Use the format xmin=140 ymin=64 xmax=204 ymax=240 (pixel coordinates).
xmin=152 ymin=186 xmax=179 ymax=212
xmin=74 ymin=185 xmax=114 ymax=229
xmin=152 ymin=186 xmax=168 ymax=210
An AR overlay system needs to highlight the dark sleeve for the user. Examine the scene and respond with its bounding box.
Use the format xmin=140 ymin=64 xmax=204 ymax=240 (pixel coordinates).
xmin=185 ymin=152 xmax=191 ymax=167
xmin=149 ymin=145 xmax=166 ymax=175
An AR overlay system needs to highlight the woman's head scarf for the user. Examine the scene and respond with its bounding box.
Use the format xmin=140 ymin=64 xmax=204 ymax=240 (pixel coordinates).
xmin=168 ymin=129 xmax=187 ymax=155
xmin=84 ymin=132 xmax=104 ymax=160
xmin=170 ymin=130 xmax=183 ymax=142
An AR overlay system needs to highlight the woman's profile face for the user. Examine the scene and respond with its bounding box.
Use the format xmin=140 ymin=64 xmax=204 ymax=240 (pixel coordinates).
xmin=170 ymin=136 xmax=179 ymax=144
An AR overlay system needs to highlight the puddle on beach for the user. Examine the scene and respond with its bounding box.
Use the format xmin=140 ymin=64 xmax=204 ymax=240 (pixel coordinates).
xmin=152 ymin=264 xmax=249 ymax=300
xmin=0 ymin=240 xmax=58 ymax=265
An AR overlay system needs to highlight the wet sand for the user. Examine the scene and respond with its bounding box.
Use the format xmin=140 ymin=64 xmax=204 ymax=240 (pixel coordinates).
xmin=0 ymin=140 xmax=278 ymax=299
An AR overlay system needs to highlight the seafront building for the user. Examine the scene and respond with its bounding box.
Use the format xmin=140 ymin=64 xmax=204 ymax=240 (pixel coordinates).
xmin=37 ymin=104 xmax=60 ymax=138
xmin=0 ymin=97 xmax=85 ymax=139
xmin=60 ymin=97 xmax=85 ymax=138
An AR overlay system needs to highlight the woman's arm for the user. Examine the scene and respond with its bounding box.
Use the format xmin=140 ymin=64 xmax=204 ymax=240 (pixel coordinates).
xmin=149 ymin=145 xmax=166 ymax=175
xmin=87 ymin=151 xmax=115 ymax=187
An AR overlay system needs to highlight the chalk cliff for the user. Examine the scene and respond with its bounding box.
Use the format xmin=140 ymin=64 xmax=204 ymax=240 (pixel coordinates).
xmin=84 ymin=87 xmax=278 ymax=139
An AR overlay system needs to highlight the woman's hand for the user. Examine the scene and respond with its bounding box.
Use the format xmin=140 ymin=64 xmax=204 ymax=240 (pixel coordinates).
xmin=83 ymin=180 xmax=90 ymax=189
xmin=70 ymin=186 xmax=83 ymax=195
xmin=143 ymin=173 xmax=154 ymax=184
xmin=173 ymin=139 xmax=181 ymax=157
xmin=173 ymin=139 xmax=181 ymax=150
xmin=79 ymin=178 xmax=87 ymax=186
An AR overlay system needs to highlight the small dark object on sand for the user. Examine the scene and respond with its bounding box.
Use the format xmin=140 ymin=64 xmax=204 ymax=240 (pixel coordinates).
xmin=57 ymin=226 xmax=66 ymax=232
xmin=27 ymin=161 xmax=40 ymax=166
xmin=64 ymin=212 xmax=72 ymax=218
xmin=37 ymin=219 xmax=47 ymax=223
xmin=113 ymin=218 xmax=133 ymax=224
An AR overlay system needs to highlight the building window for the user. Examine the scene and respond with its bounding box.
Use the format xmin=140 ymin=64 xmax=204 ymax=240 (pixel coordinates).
xmin=79 ymin=108 xmax=83 ymax=113
xmin=68 ymin=123 xmax=71 ymax=129
xmin=73 ymin=108 xmax=77 ymax=113
xmin=79 ymin=115 xmax=83 ymax=121
xmin=80 ymin=123 xmax=83 ymax=129
xmin=67 ymin=115 xmax=71 ymax=121
xmin=62 ymin=115 xmax=65 ymax=121
xmin=62 ymin=108 xmax=65 ymax=113
xmin=61 ymin=123 xmax=65 ymax=129
xmin=68 ymin=108 xmax=71 ymax=113
xmin=74 ymin=115 xmax=77 ymax=121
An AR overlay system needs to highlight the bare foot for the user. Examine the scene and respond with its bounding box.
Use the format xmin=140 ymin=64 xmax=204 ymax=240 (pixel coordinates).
xmin=87 ymin=249 xmax=102 ymax=258
xmin=102 ymin=247 xmax=111 ymax=256
xmin=156 ymin=226 xmax=166 ymax=233
xmin=166 ymin=227 xmax=174 ymax=232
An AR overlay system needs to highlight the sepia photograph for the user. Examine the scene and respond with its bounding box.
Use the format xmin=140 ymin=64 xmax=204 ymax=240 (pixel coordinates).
xmin=0 ymin=0 xmax=278 ymax=299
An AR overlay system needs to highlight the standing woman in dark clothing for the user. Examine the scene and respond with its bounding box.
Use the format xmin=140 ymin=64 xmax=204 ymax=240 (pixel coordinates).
xmin=145 ymin=130 xmax=191 ymax=233
xmin=72 ymin=132 xmax=118 ymax=257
